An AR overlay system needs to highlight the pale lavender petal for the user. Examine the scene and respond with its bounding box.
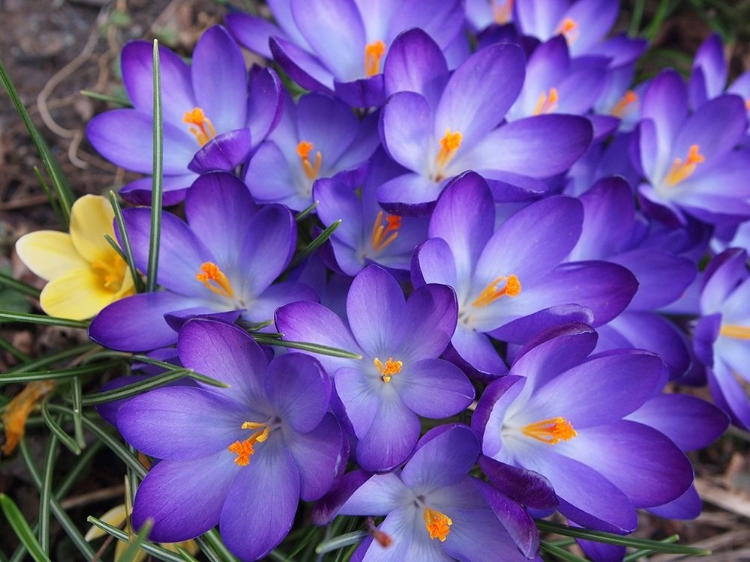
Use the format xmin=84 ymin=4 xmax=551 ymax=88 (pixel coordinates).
xmin=401 ymin=425 xmax=479 ymax=488
xmin=380 ymin=91 xmax=432 ymax=171
xmin=383 ymin=28 xmax=448 ymax=103
xmin=356 ymin=396 xmax=421 ymax=471
xmin=475 ymin=480 xmax=540 ymax=559
xmin=286 ymin=413 xmax=344 ymax=501
xmin=265 ymin=354 xmax=329 ymax=433
xmin=399 ymin=284 xmax=458 ymax=360
xmin=334 ymin=366 xmax=380 ymax=438
xmin=336 ymin=471 xmax=410 ymax=516
xmin=270 ymin=36 xmax=334 ymax=92
xmin=396 ymin=359 xmax=473 ymax=418
xmin=225 ymin=12 xmax=283 ymax=58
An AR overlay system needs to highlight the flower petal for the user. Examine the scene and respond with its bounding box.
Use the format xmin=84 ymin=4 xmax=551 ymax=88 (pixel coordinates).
xmin=69 ymin=194 xmax=117 ymax=264
xmin=286 ymin=413 xmax=344 ymax=501
xmin=15 ymin=231 xmax=86 ymax=281
xmin=40 ymin=268 xmax=116 ymax=320
xmin=396 ymin=358 xmax=473 ymax=418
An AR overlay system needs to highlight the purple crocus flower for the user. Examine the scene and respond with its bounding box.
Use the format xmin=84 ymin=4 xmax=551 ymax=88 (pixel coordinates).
xmin=633 ymin=70 xmax=750 ymax=226
xmin=378 ymin=30 xmax=592 ymax=214
xmin=244 ymin=92 xmax=379 ymax=211
xmin=276 ymin=265 xmax=474 ymax=471
xmin=473 ymin=323 xmax=694 ymax=534
xmin=117 ymin=318 xmax=344 ymax=561
xmin=87 ymin=26 xmax=283 ymax=205
xmin=89 ymin=172 xmax=316 ymax=352
xmin=412 ymin=172 xmax=638 ymax=377
xmin=317 ymin=425 xmax=541 ymax=561
xmin=694 ymin=248 xmax=750 ymax=429
xmin=226 ymin=0 xmax=464 ymax=107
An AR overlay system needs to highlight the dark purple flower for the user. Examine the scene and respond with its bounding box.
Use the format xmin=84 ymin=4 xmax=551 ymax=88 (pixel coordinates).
xmin=89 ymin=172 xmax=316 ymax=352
xmin=117 ymin=318 xmax=344 ymax=561
xmin=276 ymin=265 xmax=474 ymax=471
xmin=87 ymin=26 xmax=283 ymax=205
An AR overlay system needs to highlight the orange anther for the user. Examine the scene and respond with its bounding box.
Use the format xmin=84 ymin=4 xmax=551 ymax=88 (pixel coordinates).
xmin=374 ymin=357 xmax=403 ymax=383
xmin=296 ymin=140 xmax=323 ymax=180
xmin=435 ymin=128 xmax=463 ymax=179
xmin=532 ymin=88 xmax=559 ymax=116
xmin=424 ymin=508 xmax=453 ymax=541
xmin=522 ymin=417 xmax=577 ymax=444
xmin=196 ymin=262 xmax=235 ymax=299
xmin=492 ymin=0 xmax=514 ymax=24
xmin=556 ymin=17 xmax=579 ymax=44
xmin=371 ymin=211 xmax=402 ymax=253
xmin=471 ymin=274 xmax=521 ymax=308
xmin=365 ymin=40 xmax=387 ymax=77
xmin=665 ymin=144 xmax=705 ymax=187
xmin=228 ymin=423 xmax=270 ymax=467
xmin=611 ymin=90 xmax=638 ymax=118
xmin=183 ymin=107 xmax=217 ymax=146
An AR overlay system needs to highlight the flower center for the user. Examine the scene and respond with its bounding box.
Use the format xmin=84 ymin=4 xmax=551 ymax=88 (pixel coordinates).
xmin=374 ymin=357 xmax=403 ymax=383
xmin=611 ymin=90 xmax=638 ymax=118
xmin=183 ymin=107 xmax=217 ymax=147
xmin=91 ymin=252 xmax=129 ymax=293
xmin=556 ymin=17 xmax=579 ymax=44
xmin=423 ymin=508 xmax=452 ymax=541
xmin=365 ymin=40 xmax=387 ymax=77
xmin=228 ymin=422 xmax=270 ymax=467
xmin=196 ymin=262 xmax=235 ymax=299
xmin=492 ymin=0 xmax=514 ymax=24
xmin=472 ymin=275 xmax=521 ymax=308
xmin=296 ymin=141 xmax=323 ymax=181
xmin=371 ymin=210 xmax=402 ymax=254
xmin=665 ymin=144 xmax=705 ymax=187
xmin=435 ymin=128 xmax=463 ymax=181
xmin=522 ymin=417 xmax=577 ymax=444
xmin=532 ymin=88 xmax=559 ymax=116
xmin=720 ymin=324 xmax=750 ymax=340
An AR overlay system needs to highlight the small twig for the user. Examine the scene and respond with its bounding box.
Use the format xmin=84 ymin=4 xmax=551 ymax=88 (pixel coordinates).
xmin=59 ymin=485 xmax=125 ymax=510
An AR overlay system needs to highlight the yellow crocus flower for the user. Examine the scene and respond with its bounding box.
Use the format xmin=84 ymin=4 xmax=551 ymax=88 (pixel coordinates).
xmin=15 ymin=195 xmax=135 ymax=320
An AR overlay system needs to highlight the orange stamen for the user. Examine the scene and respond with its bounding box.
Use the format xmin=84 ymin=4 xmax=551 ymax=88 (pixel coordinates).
xmin=745 ymin=98 xmax=750 ymax=111
xmin=522 ymin=417 xmax=577 ymax=444
xmin=556 ymin=17 xmax=579 ymax=44
xmin=296 ymin=140 xmax=323 ymax=181
xmin=371 ymin=211 xmax=402 ymax=253
xmin=665 ymin=144 xmax=705 ymax=187
xmin=183 ymin=107 xmax=217 ymax=146
xmin=532 ymin=88 xmax=559 ymax=116
xmin=720 ymin=324 xmax=750 ymax=340
xmin=424 ymin=508 xmax=452 ymax=541
xmin=228 ymin=422 xmax=270 ymax=467
xmin=91 ymin=253 xmax=128 ymax=291
xmin=435 ymin=128 xmax=462 ymax=179
xmin=365 ymin=40 xmax=387 ymax=77
xmin=611 ymin=90 xmax=638 ymax=118
xmin=471 ymin=275 xmax=521 ymax=308
xmin=374 ymin=357 xmax=403 ymax=383
xmin=196 ymin=262 xmax=235 ymax=299
xmin=492 ymin=0 xmax=514 ymax=24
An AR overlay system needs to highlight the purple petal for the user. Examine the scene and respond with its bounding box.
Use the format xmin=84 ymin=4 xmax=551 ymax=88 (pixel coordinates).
xmin=118 ymin=173 xmax=194 ymax=206
xmin=402 ymin=425 xmax=479 ymax=488
xmin=612 ymin=249 xmax=696 ymax=310
xmin=412 ymin=237 xmax=458 ymax=288
xmin=475 ymin=480 xmax=540 ymax=559
xmin=673 ymin=94 xmax=747 ymax=164
xmin=336 ymin=471 xmax=409 ymax=516
xmin=239 ymin=204 xmax=296 ymax=294
xmin=384 ymin=28 xmax=448 ymax=103
xmin=478 ymin=456 xmax=558 ymax=510
xmin=377 ymin=173 xmax=442 ymax=215
xmin=286 ymin=413 xmax=344 ymax=501
xmin=396 ymin=358 xmax=474 ymax=418
xmin=270 ymin=36 xmax=334 ymax=92
xmin=187 ymin=128 xmax=252 ymax=173
xmin=399 ymin=283 xmax=458 ymax=359
xmin=380 ymin=91 xmax=432 ymax=171
xmin=333 ymin=75 xmax=386 ymax=108
xmin=265 ymin=354 xmax=330 ymax=433
xmin=225 ymin=12 xmax=283 ymax=59
xmin=247 ymin=67 xmax=284 ymax=145
xmin=450 ymin=324 xmax=508 ymax=376
xmin=334 ymin=366 xmax=380 ymax=438
xmin=246 ymin=280 xmax=319 ymax=325
xmin=297 ymin=93 xmax=359 ymax=165
xmin=648 ymin=484 xmax=702 ymax=520
xmin=356 ymin=397 xmax=421 ymax=471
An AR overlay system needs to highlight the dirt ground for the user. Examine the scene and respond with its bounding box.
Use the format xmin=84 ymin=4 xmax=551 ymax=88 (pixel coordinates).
xmin=1 ymin=0 xmax=750 ymax=560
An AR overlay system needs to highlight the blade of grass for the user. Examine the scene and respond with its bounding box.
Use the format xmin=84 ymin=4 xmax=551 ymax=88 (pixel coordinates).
xmin=252 ymin=336 xmax=363 ymax=359
xmin=623 ymin=535 xmax=680 ymax=561
xmin=194 ymin=537 xmax=223 ymax=562
xmin=0 ymin=60 xmax=74 ymax=226
xmin=146 ymin=39 xmax=164 ymax=293
xmin=0 ymin=271 xmax=40 ymax=299
xmin=535 ymin=521 xmax=710 ymax=555
xmin=315 ymin=531 xmax=368 ymax=555
xmin=6 ymin=343 xmax=99 ymax=374
xmin=80 ymin=369 xmax=192 ymax=406
xmin=200 ymin=529 xmax=240 ymax=562
xmin=1 ymin=361 xmax=122 ymax=384
xmin=32 ymin=166 xmax=65 ymax=227
xmin=540 ymin=541 xmax=589 ymax=562
xmin=70 ymin=375 xmax=85 ymax=449
xmin=295 ymin=200 xmax=319 ymax=222
xmin=289 ymin=220 xmax=341 ymax=269
xmin=0 ymin=311 xmax=88 ymax=329
xmin=175 ymin=546 xmax=201 ymax=562
xmin=629 ymin=0 xmax=646 ymax=36
xmin=40 ymin=399 xmax=81 ymax=455
xmin=79 ymin=89 xmax=132 ymax=106
xmin=118 ymin=518 xmax=154 ymax=562
xmin=109 ymin=191 xmax=145 ymax=293
xmin=104 ymin=233 xmax=129 ymax=264
xmin=642 ymin=0 xmax=680 ymax=41
xmin=38 ymin=430 xmax=60 ymax=555
xmin=0 ymin=336 xmax=31 ymax=363
xmin=0 ymin=494 xmax=52 ymax=562
xmin=86 ymin=517 xmax=185 ymax=562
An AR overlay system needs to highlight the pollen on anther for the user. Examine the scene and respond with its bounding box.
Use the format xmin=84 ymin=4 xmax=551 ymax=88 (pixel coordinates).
xmin=424 ymin=508 xmax=453 ymax=541
xmin=374 ymin=357 xmax=403 ymax=383
xmin=183 ymin=107 xmax=217 ymax=147
xmin=365 ymin=40 xmax=387 ymax=77
xmin=522 ymin=417 xmax=577 ymax=445
xmin=611 ymin=90 xmax=638 ymax=118
xmin=557 ymin=17 xmax=579 ymax=44
xmin=196 ymin=262 xmax=235 ymax=299
xmin=435 ymin=128 xmax=463 ymax=176
xmin=665 ymin=144 xmax=705 ymax=187
xmin=371 ymin=211 xmax=402 ymax=254
xmin=296 ymin=140 xmax=323 ymax=181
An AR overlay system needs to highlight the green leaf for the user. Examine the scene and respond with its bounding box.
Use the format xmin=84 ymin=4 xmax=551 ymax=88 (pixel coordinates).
xmin=175 ymin=546 xmax=201 ymax=562
xmin=623 ymin=535 xmax=680 ymax=561
xmin=147 ymin=39 xmax=164 ymax=293
xmin=0 ymin=336 xmax=31 ymax=363
xmin=295 ymin=200 xmax=319 ymax=222
xmin=38 ymin=430 xmax=60 ymax=554
xmin=80 ymin=369 xmax=193 ymax=405
xmin=0 ymin=311 xmax=88 ymax=329
xmin=316 ymin=531 xmax=368 ymax=555
xmin=0 ymin=60 xmax=74 ymax=226
xmin=0 ymin=270 xmax=40 ymax=299
xmin=0 ymin=494 xmax=52 ymax=562
xmin=1 ymin=361 xmax=122 ymax=384
xmin=70 ymin=375 xmax=85 ymax=449
xmin=86 ymin=517 xmax=185 ymax=562
xmin=79 ymin=89 xmax=132 ymax=106
xmin=5 ymin=343 xmax=99 ymax=375
xmin=40 ymin=399 xmax=81 ymax=455
xmin=540 ymin=541 xmax=589 ymax=562
xmin=103 ymin=233 xmax=129 ymax=264
xmin=200 ymin=529 xmax=241 ymax=562
xmin=252 ymin=336 xmax=363 ymax=359
xmin=109 ymin=191 xmax=145 ymax=293
xmin=289 ymin=219 xmax=341 ymax=268
xmin=117 ymin=519 xmax=154 ymax=562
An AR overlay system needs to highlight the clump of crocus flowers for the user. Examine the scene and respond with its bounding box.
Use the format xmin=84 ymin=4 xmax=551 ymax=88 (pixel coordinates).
xmin=12 ymin=1 xmax=750 ymax=560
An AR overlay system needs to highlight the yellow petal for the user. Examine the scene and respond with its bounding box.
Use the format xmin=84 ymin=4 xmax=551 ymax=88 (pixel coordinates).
xmin=15 ymin=231 xmax=87 ymax=281
xmin=70 ymin=195 xmax=117 ymax=264
xmin=39 ymin=268 xmax=116 ymax=320
xmin=85 ymin=504 xmax=127 ymax=541
xmin=115 ymin=541 xmax=146 ymax=562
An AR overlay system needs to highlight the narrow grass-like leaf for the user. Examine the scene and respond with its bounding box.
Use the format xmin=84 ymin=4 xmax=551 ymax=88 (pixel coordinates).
xmin=0 ymin=60 xmax=74 ymax=225
xmin=623 ymin=534 xmax=680 ymax=561
xmin=38 ymin=430 xmax=60 ymax=554
xmin=289 ymin=219 xmax=341 ymax=269
xmin=46 ymin=404 xmax=148 ymax=479
xmin=295 ymin=200 xmax=319 ymax=222
xmin=6 ymin=343 xmax=99 ymax=374
xmin=315 ymin=531 xmax=368 ymax=555
xmin=0 ymin=311 xmax=88 ymax=329
xmin=0 ymin=494 xmax=52 ymax=562
xmin=0 ymin=271 xmax=40 ymax=299
xmin=147 ymin=39 xmax=164 ymax=293
xmin=200 ymin=529 xmax=240 ymax=562
xmin=175 ymin=546 xmax=201 ymax=562
xmin=535 ymin=521 xmax=710 ymax=555
xmin=79 ymin=89 xmax=132 ymax=106
xmin=86 ymin=517 xmax=185 ymax=562
xmin=629 ymin=0 xmax=646 ymax=36
xmin=1 ymin=361 xmax=122 ymax=384
xmin=252 ymin=336 xmax=363 ymax=359
xmin=540 ymin=541 xmax=589 ymax=562
xmin=33 ymin=166 xmax=65 ymax=228
xmin=40 ymin=399 xmax=81 ymax=455
xmin=118 ymin=518 xmax=153 ymax=562
xmin=267 ymin=550 xmax=294 ymax=562
xmin=80 ymin=369 xmax=192 ymax=406
xmin=109 ymin=191 xmax=145 ymax=293
xmin=104 ymin=233 xmax=129 ymax=264
xmin=0 ymin=336 xmax=31 ymax=363
xmin=287 ymin=525 xmax=322 ymax=558
xmin=642 ymin=0 xmax=680 ymax=41
xmin=194 ymin=537 xmax=223 ymax=562
xmin=70 ymin=376 xmax=85 ymax=449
